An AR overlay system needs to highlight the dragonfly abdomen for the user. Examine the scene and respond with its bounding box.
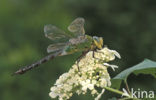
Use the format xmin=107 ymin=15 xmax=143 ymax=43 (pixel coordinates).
xmin=13 ymin=50 xmax=62 ymax=75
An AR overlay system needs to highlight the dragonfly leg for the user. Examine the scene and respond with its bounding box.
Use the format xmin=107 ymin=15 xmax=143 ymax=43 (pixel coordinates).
xmin=92 ymin=49 xmax=103 ymax=60
xmin=93 ymin=50 xmax=95 ymax=58
xmin=76 ymin=50 xmax=89 ymax=71
xmin=76 ymin=60 xmax=80 ymax=71
xmin=92 ymin=49 xmax=97 ymax=58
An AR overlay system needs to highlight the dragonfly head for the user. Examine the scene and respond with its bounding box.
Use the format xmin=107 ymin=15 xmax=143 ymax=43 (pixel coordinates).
xmin=93 ymin=36 xmax=103 ymax=49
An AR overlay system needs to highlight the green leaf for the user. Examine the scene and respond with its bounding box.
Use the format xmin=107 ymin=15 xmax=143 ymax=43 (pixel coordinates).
xmin=111 ymin=59 xmax=156 ymax=89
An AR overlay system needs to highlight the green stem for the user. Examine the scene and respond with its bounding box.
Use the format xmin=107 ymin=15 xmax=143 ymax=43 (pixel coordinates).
xmin=103 ymin=86 xmax=141 ymax=100
xmin=124 ymin=80 xmax=131 ymax=94
xmin=103 ymin=86 xmax=123 ymax=95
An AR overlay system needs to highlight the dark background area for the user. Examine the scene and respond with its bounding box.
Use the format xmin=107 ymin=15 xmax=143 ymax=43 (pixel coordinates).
xmin=0 ymin=0 xmax=156 ymax=100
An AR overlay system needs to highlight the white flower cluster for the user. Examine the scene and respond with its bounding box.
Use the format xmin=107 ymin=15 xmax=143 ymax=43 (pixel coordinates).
xmin=49 ymin=47 xmax=120 ymax=100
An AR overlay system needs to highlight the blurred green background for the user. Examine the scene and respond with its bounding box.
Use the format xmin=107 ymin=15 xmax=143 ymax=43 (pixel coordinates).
xmin=0 ymin=0 xmax=156 ymax=100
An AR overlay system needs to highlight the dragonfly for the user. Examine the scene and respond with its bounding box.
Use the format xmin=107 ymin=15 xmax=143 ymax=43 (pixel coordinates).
xmin=13 ymin=17 xmax=104 ymax=75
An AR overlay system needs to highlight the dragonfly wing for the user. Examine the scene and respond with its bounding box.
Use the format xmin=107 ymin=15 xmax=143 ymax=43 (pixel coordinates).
xmin=68 ymin=17 xmax=85 ymax=35
xmin=44 ymin=24 xmax=71 ymax=42
xmin=47 ymin=43 xmax=68 ymax=53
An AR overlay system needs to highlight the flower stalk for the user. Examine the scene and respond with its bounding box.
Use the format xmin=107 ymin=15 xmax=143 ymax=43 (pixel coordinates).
xmin=104 ymin=86 xmax=124 ymax=95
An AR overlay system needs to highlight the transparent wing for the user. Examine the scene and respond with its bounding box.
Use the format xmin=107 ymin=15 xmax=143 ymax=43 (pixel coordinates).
xmin=47 ymin=43 xmax=67 ymax=53
xmin=68 ymin=17 xmax=85 ymax=35
xmin=44 ymin=24 xmax=71 ymax=42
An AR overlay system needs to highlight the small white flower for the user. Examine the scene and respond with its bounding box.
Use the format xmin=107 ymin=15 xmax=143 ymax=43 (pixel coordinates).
xmin=103 ymin=63 xmax=118 ymax=71
xmin=49 ymin=91 xmax=57 ymax=98
xmin=95 ymin=89 xmax=105 ymax=100
xmin=111 ymin=50 xmax=121 ymax=59
xmin=88 ymin=84 xmax=94 ymax=90
xmin=91 ymin=89 xmax=98 ymax=95
xmin=81 ymin=79 xmax=94 ymax=91
xmin=92 ymin=80 xmax=97 ymax=85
